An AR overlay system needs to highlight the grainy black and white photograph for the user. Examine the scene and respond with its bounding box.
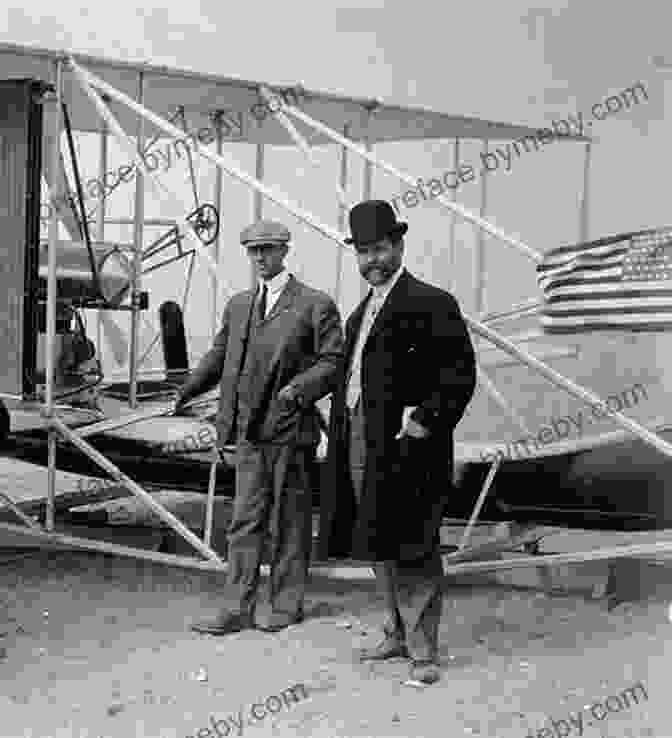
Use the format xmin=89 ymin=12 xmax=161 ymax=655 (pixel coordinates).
xmin=0 ymin=2 xmax=669 ymax=736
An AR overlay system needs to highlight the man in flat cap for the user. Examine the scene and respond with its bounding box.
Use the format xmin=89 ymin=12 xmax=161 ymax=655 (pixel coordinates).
xmin=318 ymin=200 xmax=476 ymax=684
xmin=177 ymin=219 xmax=343 ymax=634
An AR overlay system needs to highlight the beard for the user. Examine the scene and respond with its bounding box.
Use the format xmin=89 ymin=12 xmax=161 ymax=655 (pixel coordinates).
xmin=362 ymin=264 xmax=392 ymax=283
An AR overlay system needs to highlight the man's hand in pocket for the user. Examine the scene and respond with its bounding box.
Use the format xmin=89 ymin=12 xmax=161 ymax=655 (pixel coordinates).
xmin=277 ymin=384 xmax=300 ymax=411
xmin=395 ymin=406 xmax=430 ymax=440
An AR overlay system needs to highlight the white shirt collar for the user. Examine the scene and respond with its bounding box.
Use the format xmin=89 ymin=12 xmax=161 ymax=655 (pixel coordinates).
xmin=371 ymin=266 xmax=404 ymax=303
xmin=259 ymin=268 xmax=291 ymax=295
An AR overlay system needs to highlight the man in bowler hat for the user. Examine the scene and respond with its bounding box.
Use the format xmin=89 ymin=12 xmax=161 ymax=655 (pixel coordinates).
xmin=176 ymin=219 xmax=343 ymax=634
xmin=318 ymin=200 xmax=476 ymax=684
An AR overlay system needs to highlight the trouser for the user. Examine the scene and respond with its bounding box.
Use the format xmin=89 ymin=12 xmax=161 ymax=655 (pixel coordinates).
xmin=226 ymin=440 xmax=313 ymax=615
xmin=347 ymin=398 xmax=444 ymax=662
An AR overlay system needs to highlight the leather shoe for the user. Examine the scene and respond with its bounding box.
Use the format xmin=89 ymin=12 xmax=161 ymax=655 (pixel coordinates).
xmin=409 ymin=660 xmax=441 ymax=685
xmin=357 ymin=616 xmax=408 ymax=661
xmin=257 ymin=609 xmax=304 ymax=633
xmin=357 ymin=635 xmax=408 ymax=661
xmin=190 ymin=610 xmax=255 ymax=635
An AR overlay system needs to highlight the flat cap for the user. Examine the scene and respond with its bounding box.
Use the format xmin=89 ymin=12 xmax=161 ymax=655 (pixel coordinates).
xmin=240 ymin=219 xmax=291 ymax=247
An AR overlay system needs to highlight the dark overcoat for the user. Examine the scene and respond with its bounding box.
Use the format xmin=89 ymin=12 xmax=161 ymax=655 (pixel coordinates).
xmin=318 ymin=269 xmax=476 ymax=562
xmin=179 ymin=275 xmax=343 ymax=447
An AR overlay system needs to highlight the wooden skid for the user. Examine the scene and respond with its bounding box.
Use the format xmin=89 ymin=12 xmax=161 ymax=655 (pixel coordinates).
xmin=441 ymin=524 xmax=546 ymax=563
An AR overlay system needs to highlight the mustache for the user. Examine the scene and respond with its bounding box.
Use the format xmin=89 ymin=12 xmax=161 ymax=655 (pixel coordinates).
xmin=363 ymin=264 xmax=389 ymax=275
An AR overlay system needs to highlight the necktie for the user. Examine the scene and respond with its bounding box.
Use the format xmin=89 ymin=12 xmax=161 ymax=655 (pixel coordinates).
xmin=257 ymin=283 xmax=268 ymax=321
xmin=346 ymin=293 xmax=381 ymax=409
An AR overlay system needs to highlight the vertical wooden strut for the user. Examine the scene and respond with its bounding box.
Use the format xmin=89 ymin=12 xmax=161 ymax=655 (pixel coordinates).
xmin=129 ymin=72 xmax=145 ymax=408
xmin=45 ymin=59 xmax=63 ymax=531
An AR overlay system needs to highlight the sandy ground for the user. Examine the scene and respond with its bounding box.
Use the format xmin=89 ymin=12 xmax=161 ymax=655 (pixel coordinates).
xmin=0 ymin=459 xmax=671 ymax=738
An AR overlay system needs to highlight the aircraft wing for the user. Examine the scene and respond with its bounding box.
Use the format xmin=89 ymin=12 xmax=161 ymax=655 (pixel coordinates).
xmin=0 ymin=41 xmax=589 ymax=146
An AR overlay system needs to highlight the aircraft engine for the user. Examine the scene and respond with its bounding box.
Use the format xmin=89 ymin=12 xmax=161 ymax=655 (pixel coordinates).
xmin=37 ymin=240 xmax=132 ymax=305
xmin=34 ymin=304 xmax=103 ymax=410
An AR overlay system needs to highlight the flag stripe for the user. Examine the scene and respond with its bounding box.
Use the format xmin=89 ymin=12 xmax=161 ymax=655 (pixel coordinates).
xmin=545 ymin=283 xmax=672 ymax=298
xmin=545 ymin=302 xmax=672 ymax=313
xmin=545 ymin=288 xmax=672 ymax=304
xmin=541 ymin=322 xmax=672 ymax=334
xmin=541 ymin=313 xmax=672 ymax=324
xmin=542 ymin=304 xmax=672 ymax=316
xmin=538 ymin=246 xmax=629 ymax=272
xmin=539 ymin=270 xmax=624 ymax=291
xmin=539 ymin=260 xmax=626 ymax=283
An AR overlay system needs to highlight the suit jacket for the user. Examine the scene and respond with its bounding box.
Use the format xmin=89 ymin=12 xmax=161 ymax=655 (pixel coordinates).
xmin=318 ymin=269 xmax=476 ymax=561
xmin=180 ymin=275 xmax=343 ymax=447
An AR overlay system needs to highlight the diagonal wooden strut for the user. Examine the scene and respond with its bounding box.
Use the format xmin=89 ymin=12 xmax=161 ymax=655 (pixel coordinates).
xmin=50 ymin=414 xmax=223 ymax=564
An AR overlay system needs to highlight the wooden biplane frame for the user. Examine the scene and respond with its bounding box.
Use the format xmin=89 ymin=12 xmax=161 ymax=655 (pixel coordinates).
xmin=1 ymin=47 xmax=672 ymax=581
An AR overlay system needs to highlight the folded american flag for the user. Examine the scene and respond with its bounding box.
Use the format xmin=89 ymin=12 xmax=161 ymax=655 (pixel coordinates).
xmin=537 ymin=227 xmax=672 ymax=333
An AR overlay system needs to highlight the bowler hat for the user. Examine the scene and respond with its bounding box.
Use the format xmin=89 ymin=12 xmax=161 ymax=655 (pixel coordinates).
xmin=344 ymin=200 xmax=408 ymax=246
xmin=240 ymin=219 xmax=291 ymax=247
